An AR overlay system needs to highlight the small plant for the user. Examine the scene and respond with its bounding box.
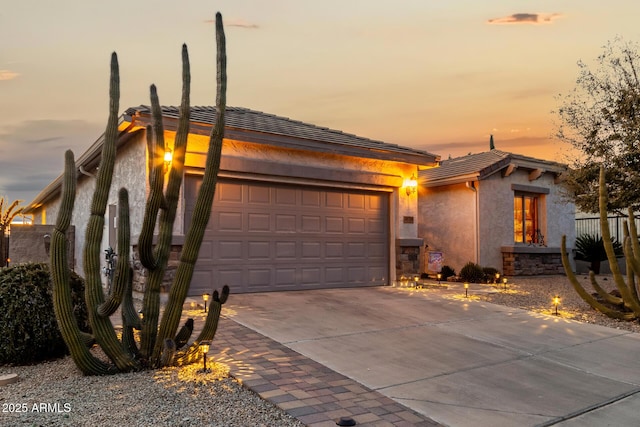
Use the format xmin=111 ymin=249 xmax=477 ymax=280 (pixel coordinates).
xmin=574 ymin=233 xmax=623 ymax=274
xmin=0 ymin=263 xmax=89 ymax=365
xmin=459 ymin=262 xmax=485 ymax=283
xmin=482 ymin=267 xmax=500 ymax=284
xmin=440 ymin=265 xmax=456 ymax=280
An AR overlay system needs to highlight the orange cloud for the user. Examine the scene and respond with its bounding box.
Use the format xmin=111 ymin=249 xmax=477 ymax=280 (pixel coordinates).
xmin=487 ymin=13 xmax=562 ymax=25
xmin=0 ymin=70 xmax=19 ymax=81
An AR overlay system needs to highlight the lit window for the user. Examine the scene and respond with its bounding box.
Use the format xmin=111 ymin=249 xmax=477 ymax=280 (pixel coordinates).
xmin=514 ymin=194 xmax=539 ymax=243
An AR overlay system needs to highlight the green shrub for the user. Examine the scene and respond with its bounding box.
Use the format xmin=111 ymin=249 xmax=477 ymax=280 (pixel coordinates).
xmin=459 ymin=261 xmax=485 ymax=283
xmin=0 ymin=263 xmax=89 ymax=365
xmin=482 ymin=267 xmax=500 ymax=284
xmin=440 ymin=265 xmax=456 ymax=280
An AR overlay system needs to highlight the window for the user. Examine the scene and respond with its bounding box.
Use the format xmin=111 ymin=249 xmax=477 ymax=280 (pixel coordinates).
xmin=514 ymin=194 xmax=539 ymax=244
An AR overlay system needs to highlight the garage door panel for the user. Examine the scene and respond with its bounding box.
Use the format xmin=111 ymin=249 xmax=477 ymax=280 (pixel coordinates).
xmin=275 ymin=214 xmax=296 ymax=231
xmin=248 ymin=241 xmax=270 ymax=259
xmin=325 ymin=217 xmax=344 ymax=233
xmin=187 ymin=177 xmax=388 ymax=294
xmin=348 ymin=194 xmax=365 ymax=210
xmin=219 ymin=182 xmax=243 ymax=202
xmin=275 ymin=241 xmax=296 ymax=258
xmin=218 ymin=241 xmax=243 ymax=260
xmin=218 ymin=212 xmax=243 ymax=231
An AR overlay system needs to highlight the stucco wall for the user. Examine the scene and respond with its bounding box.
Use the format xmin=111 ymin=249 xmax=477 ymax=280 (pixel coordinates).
xmin=418 ymin=182 xmax=477 ymax=273
xmin=34 ymin=129 xmax=422 ymax=284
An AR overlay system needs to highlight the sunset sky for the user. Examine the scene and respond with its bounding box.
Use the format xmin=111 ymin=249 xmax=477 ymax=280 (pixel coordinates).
xmin=2 ymin=0 xmax=640 ymax=204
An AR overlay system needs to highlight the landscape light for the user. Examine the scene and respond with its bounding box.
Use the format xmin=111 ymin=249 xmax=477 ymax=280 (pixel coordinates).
xmin=437 ymin=273 xmax=442 ymax=284
xmin=495 ymin=272 xmax=500 ymax=284
xmin=553 ymin=296 xmax=560 ymax=316
xmin=199 ymin=341 xmax=211 ymax=373
xmin=464 ymin=282 xmax=469 ymax=298
xmin=502 ymin=277 xmax=508 ymax=290
xmin=203 ymin=292 xmax=210 ymax=313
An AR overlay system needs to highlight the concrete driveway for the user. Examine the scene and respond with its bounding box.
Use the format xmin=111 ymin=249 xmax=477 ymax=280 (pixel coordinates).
xmin=224 ymin=286 xmax=640 ymax=427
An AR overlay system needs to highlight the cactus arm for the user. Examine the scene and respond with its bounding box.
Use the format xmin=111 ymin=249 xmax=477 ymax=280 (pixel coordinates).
xmin=51 ymin=150 xmax=114 ymax=375
xmin=83 ymin=53 xmax=139 ymax=372
xmin=138 ymin=122 xmax=165 ymax=271
xmin=561 ymin=235 xmax=636 ymax=320
xmin=588 ymin=271 xmax=624 ymax=306
xmin=153 ymin=13 xmax=226 ymax=365
xmin=97 ymin=188 xmax=130 ymax=316
xmin=598 ymin=166 xmax=640 ymax=315
xmin=173 ymin=285 xmax=229 ymax=366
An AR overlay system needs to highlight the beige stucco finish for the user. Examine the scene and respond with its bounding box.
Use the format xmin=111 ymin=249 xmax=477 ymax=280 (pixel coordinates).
xmin=33 ymin=129 xmax=422 ymax=282
xmin=419 ymin=168 xmax=575 ymax=273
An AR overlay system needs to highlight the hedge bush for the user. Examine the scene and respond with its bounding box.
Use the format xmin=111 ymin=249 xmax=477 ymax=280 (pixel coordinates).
xmin=459 ymin=261 xmax=485 ymax=283
xmin=0 ymin=263 xmax=89 ymax=365
xmin=440 ymin=265 xmax=456 ymax=280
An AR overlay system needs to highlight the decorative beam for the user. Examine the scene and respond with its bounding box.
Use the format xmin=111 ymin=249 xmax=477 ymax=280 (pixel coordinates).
xmin=503 ymin=164 xmax=517 ymax=177
xmin=528 ymin=168 xmax=545 ymax=181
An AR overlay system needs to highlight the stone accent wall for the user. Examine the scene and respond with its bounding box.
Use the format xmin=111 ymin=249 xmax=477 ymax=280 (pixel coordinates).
xmin=501 ymin=246 xmax=565 ymax=276
xmin=396 ymin=238 xmax=423 ymax=278
xmin=9 ymin=224 xmax=75 ymax=270
xmin=132 ymin=244 xmax=183 ymax=293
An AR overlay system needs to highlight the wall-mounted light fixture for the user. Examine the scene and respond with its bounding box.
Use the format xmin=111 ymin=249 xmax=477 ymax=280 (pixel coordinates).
xmin=405 ymin=174 xmax=418 ymax=196
xmin=164 ymin=147 xmax=173 ymax=173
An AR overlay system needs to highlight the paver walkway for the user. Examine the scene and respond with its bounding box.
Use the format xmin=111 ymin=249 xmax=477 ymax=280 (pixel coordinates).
xmin=211 ymin=316 xmax=442 ymax=427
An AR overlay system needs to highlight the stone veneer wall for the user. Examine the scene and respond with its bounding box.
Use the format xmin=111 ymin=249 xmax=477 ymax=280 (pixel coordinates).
xmin=132 ymin=244 xmax=183 ymax=293
xmin=501 ymin=246 xmax=565 ymax=276
xmin=396 ymin=238 xmax=423 ymax=278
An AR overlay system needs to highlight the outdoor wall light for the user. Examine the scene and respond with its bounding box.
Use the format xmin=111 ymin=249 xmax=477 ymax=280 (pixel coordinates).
xmin=203 ymin=292 xmax=210 ymax=313
xmin=553 ymin=295 xmax=560 ymax=316
xmin=405 ymin=174 xmax=418 ymax=195
xmin=199 ymin=340 xmax=211 ymax=373
xmin=164 ymin=147 xmax=173 ymax=172
xmin=464 ymin=282 xmax=469 ymax=298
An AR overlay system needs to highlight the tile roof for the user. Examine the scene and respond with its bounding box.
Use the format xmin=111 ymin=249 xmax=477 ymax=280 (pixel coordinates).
xmin=420 ymin=149 xmax=567 ymax=186
xmin=124 ymin=105 xmax=439 ymax=163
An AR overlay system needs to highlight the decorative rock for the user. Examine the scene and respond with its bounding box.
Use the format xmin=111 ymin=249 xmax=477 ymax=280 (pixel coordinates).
xmin=0 ymin=373 xmax=19 ymax=386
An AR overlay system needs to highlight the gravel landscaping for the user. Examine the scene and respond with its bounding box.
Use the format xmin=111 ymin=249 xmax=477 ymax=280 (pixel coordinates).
xmin=2 ymin=274 xmax=639 ymax=426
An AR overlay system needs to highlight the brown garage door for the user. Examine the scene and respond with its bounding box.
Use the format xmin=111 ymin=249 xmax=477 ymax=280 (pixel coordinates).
xmin=185 ymin=176 xmax=389 ymax=294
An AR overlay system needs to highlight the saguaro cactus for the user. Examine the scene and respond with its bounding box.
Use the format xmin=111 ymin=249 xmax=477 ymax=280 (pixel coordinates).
xmin=51 ymin=12 xmax=229 ymax=374
xmin=561 ymin=165 xmax=640 ymax=320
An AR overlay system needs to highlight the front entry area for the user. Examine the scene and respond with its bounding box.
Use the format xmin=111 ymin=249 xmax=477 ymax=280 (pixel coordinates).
xmin=185 ymin=176 xmax=390 ymax=294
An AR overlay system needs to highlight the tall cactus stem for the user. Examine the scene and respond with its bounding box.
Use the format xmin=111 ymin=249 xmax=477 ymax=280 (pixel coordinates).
xmin=597 ymin=166 xmax=640 ymax=315
xmin=83 ymin=52 xmax=139 ymax=372
xmin=153 ymin=13 xmax=226 ymax=365
xmin=51 ymin=150 xmax=114 ymax=375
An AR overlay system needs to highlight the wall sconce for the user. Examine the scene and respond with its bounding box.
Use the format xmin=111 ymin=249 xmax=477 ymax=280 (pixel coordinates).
xmin=202 ymin=292 xmax=210 ymax=313
xmin=164 ymin=147 xmax=173 ymax=173
xmin=405 ymin=174 xmax=418 ymax=196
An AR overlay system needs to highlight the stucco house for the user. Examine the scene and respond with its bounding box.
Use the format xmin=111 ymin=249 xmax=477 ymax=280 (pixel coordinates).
xmin=418 ymin=150 xmax=576 ymax=276
xmin=24 ymin=106 xmax=439 ymax=295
